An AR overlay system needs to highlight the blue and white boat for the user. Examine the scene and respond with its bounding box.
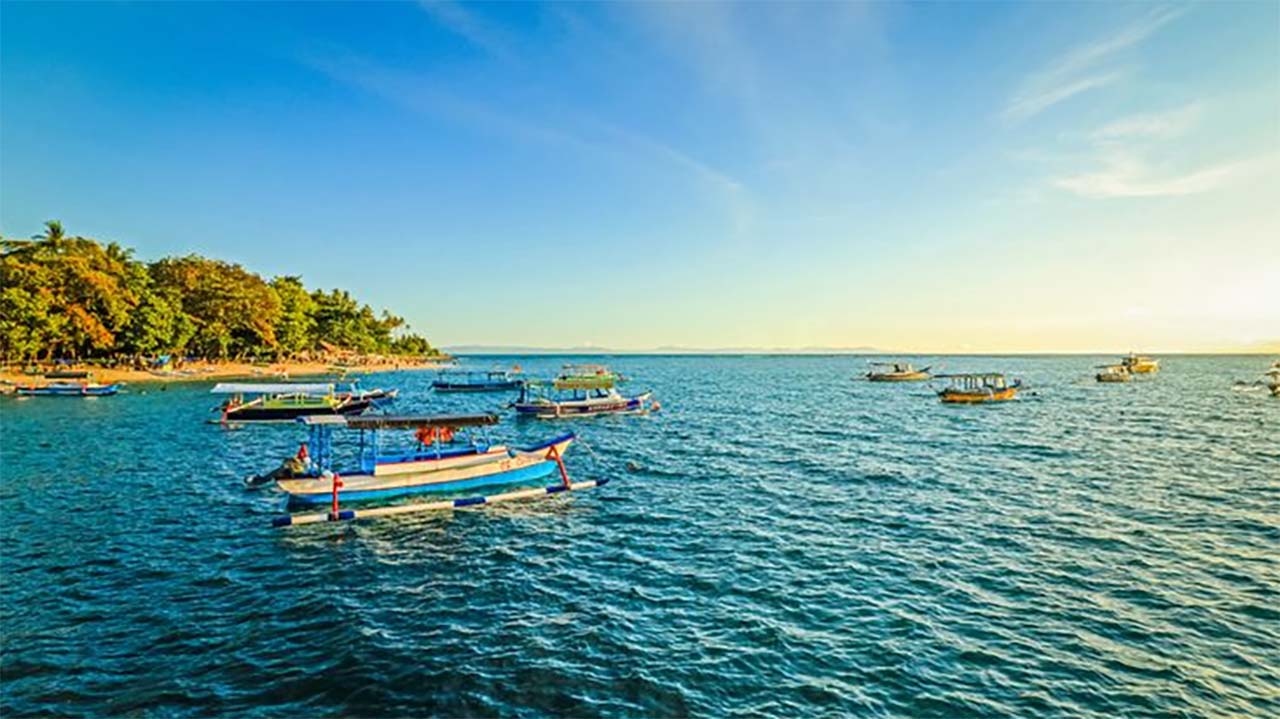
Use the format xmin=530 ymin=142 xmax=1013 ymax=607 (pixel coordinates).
xmin=15 ymin=381 xmax=121 ymax=397
xmin=513 ymin=370 xmax=657 ymax=418
xmin=260 ymin=413 xmax=575 ymax=507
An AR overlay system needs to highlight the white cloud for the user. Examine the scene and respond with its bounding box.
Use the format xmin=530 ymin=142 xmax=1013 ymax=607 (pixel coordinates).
xmin=1053 ymin=154 xmax=1252 ymax=198
xmin=1003 ymin=6 xmax=1185 ymax=122
xmin=1091 ymin=103 xmax=1203 ymax=141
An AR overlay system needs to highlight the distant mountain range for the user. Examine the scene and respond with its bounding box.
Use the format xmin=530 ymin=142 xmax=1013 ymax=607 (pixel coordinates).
xmin=444 ymin=345 xmax=885 ymax=355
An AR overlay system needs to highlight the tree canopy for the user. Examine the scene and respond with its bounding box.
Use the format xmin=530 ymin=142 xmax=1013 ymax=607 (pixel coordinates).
xmin=0 ymin=222 xmax=437 ymax=362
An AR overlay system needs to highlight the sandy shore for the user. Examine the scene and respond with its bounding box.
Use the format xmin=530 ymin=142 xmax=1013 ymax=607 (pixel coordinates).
xmin=0 ymin=359 xmax=450 ymax=386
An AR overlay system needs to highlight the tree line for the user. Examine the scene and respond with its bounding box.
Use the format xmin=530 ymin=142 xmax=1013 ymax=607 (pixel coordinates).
xmin=0 ymin=221 xmax=438 ymax=362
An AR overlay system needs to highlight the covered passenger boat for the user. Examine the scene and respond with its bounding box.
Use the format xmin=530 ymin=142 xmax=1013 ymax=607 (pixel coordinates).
xmin=866 ymin=361 xmax=932 ymax=382
xmin=935 ymin=373 xmax=1021 ymax=403
xmin=431 ymin=368 xmax=523 ymax=393
xmin=210 ymin=382 xmax=396 ymax=423
xmin=256 ymin=413 xmax=576 ymax=508
xmin=513 ymin=373 xmax=656 ymax=418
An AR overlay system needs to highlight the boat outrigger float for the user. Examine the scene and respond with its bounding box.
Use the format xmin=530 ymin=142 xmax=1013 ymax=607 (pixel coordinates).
xmin=257 ymin=413 xmax=602 ymax=526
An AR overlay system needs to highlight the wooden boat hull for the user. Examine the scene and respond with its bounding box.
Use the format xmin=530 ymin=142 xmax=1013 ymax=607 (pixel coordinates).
xmin=939 ymin=387 xmax=1019 ymax=403
xmin=432 ymin=380 xmax=523 ymax=393
xmin=222 ymin=397 xmax=374 ymax=422
xmin=15 ymin=383 xmax=120 ymax=396
xmin=1096 ymin=373 xmax=1130 ymax=383
xmin=867 ymin=372 xmax=930 ymax=382
xmin=514 ymin=392 xmax=653 ymax=418
xmin=277 ymin=434 xmax=575 ymax=506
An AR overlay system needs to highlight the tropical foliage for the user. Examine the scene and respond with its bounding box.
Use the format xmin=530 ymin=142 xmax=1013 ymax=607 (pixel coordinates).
xmin=0 ymin=221 xmax=437 ymax=362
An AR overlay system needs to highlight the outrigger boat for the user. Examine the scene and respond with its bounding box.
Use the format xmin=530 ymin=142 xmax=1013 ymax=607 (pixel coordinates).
xmin=210 ymin=382 xmax=396 ymax=423
xmin=935 ymin=373 xmax=1021 ymax=403
xmin=866 ymin=361 xmax=932 ymax=382
xmin=1095 ymin=364 xmax=1132 ymax=383
xmin=431 ymin=368 xmax=523 ymax=393
xmin=1120 ymin=353 xmax=1159 ymax=374
xmin=15 ymin=380 xmax=121 ymax=396
xmin=513 ymin=371 xmax=656 ymax=418
xmin=253 ymin=413 xmax=580 ymax=512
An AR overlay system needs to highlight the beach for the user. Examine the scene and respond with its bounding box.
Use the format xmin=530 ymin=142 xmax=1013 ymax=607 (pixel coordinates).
xmin=0 ymin=358 xmax=450 ymax=386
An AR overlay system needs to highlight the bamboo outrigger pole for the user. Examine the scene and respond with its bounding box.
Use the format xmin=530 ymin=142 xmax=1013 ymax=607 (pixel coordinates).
xmin=271 ymin=478 xmax=610 ymax=528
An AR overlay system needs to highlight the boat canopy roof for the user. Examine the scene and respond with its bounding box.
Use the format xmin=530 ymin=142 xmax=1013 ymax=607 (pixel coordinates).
xmin=313 ymin=413 xmax=500 ymax=429
xmin=211 ymin=382 xmax=333 ymax=394
xmin=933 ymin=373 xmax=1006 ymax=379
xmin=554 ymin=376 xmax=616 ymax=390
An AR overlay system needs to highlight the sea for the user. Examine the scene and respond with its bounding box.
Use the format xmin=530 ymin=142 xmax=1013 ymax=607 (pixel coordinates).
xmin=1 ymin=355 xmax=1277 ymax=718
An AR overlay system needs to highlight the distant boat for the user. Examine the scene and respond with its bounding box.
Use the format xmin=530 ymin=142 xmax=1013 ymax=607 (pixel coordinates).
xmin=935 ymin=373 xmax=1021 ymax=403
xmin=1120 ymin=353 xmax=1159 ymax=374
xmin=431 ymin=368 xmax=523 ymax=393
xmin=866 ymin=361 xmax=931 ymax=382
xmin=1266 ymin=362 xmax=1280 ymax=397
xmin=1095 ymin=364 xmax=1132 ymax=383
xmin=15 ymin=381 xmax=121 ymax=397
xmin=210 ymin=382 xmax=396 ymax=423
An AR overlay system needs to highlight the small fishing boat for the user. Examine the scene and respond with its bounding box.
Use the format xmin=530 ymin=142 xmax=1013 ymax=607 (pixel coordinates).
xmin=256 ymin=413 xmax=576 ymax=508
xmin=15 ymin=381 xmax=121 ymax=397
xmin=1095 ymin=364 xmax=1132 ymax=383
xmin=210 ymin=382 xmax=396 ymax=423
xmin=513 ymin=372 xmax=656 ymax=418
xmin=866 ymin=361 xmax=932 ymax=382
xmin=431 ymin=368 xmax=523 ymax=393
xmin=44 ymin=370 xmax=92 ymax=380
xmin=1266 ymin=362 xmax=1280 ymax=397
xmin=1120 ymin=353 xmax=1159 ymax=374
xmin=935 ymin=373 xmax=1021 ymax=403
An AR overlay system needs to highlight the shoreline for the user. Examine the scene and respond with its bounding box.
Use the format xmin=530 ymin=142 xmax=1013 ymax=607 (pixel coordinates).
xmin=0 ymin=359 xmax=451 ymax=386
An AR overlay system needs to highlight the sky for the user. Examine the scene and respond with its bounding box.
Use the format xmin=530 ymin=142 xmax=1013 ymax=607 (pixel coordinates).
xmin=1 ymin=1 xmax=1277 ymax=353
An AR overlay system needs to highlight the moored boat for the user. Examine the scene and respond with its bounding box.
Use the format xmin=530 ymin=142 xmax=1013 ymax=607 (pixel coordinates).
xmin=1095 ymin=364 xmax=1132 ymax=383
xmin=15 ymin=381 xmax=121 ymax=397
xmin=935 ymin=373 xmax=1020 ymax=403
xmin=431 ymin=368 xmax=523 ymax=393
xmin=261 ymin=413 xmax=576 ymax=508
xmin=1121 ymin=353 xmax=1159 ymax=374
xmin=866 ymin=361 xmax=931 ymax=382
xmin=513 ymin=371 xmax=656 ymax=418
xmin=211 ymin=382 xmax=396 ymax=423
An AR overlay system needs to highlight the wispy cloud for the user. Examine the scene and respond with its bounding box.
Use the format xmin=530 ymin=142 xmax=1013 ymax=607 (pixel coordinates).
xmin=416 ymin=0 xmax=513 ymax=60
xmin=1090 ymin=102 xmax=1203 ymax=141
xmin=1003 ymin=6 xmax=1185 ymax=122
xmin=1053 ymin=154 xmax=1253 ymax=198
xmin=1052 ymin=100 xmax=1259 ymax=198
xmin=299 ymin=48 xmax=752 ymax=230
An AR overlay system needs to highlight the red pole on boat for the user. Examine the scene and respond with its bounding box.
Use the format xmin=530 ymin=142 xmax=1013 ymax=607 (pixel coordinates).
xmin=330 ymin=472 xmax=343 ymax=519
xmin=546 ymin=445 xmax=571 ymax=489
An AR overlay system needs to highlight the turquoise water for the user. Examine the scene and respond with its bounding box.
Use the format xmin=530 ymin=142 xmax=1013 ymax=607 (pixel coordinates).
xmin=2 ymin=356 xmax=1277 ymax=717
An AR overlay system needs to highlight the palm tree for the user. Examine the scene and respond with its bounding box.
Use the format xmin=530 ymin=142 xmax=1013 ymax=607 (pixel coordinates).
xmin=33 ymin=220 xmax=65 ymax=241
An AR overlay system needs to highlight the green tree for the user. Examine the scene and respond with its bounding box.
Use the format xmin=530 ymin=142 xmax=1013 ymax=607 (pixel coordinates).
xmin=270 ymin=275 xmax=316 ymax=357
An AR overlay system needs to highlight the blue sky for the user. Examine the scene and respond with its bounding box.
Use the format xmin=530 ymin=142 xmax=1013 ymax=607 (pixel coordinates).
xmin=2 ymin=2 xmax=1277 ymax=352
